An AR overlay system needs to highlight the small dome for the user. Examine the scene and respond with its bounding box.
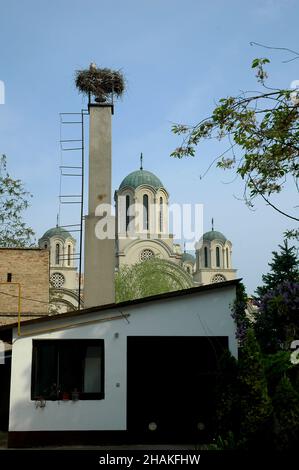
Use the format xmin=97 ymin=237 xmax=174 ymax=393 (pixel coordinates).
xmin=182 ymin=252 xmax=195 ymax=263
xmin=40 ymin=226 xmax=74 ymax=241
xmin=119 ymin=169 xmax=164 ymax=190
xmin=203 ymin=230 xmax=227 ymax=242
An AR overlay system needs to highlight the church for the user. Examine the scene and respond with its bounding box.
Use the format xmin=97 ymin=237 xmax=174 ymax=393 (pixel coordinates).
xmin=39 ymin=158 xmax=237 ymax=312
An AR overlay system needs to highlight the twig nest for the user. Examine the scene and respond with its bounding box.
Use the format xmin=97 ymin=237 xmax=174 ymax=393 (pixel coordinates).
xmin=75 ymin=64 xmax=126 ymax=102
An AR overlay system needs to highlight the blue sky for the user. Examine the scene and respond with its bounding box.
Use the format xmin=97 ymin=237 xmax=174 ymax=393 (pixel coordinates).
xmin=0 ymin=0 xmax=298 ymax=293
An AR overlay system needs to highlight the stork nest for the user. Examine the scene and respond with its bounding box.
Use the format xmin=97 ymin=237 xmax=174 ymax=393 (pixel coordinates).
xmin=75 ymin=66 xmax=125 ymax=102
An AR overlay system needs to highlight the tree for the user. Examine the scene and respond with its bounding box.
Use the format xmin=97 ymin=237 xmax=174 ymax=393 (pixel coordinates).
xmin=253 ymin=240 xmax=299 ymax=352
xmin=0 ymin=154 xmax=35 ymax=247
xmin=231 ymin=282 xmax=251 ymax=344
xmin=214 ymin=350 xmax=239 ymax=440
xmin=272 ymin=376 xmax=299 ymax=451
xmin=256 ymin=240 xmax=299 ymax=297
xmin=171 ymin=54 xmax=299 ymax=224
xmin=237 ymin=329 xmax=272 ymax=449
xmin=115 ymin=258 xmax=193 ymax=302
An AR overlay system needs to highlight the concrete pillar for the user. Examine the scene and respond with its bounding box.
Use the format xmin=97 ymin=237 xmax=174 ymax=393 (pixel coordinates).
xmin=84 ymin=105 xmax=115 ymax=308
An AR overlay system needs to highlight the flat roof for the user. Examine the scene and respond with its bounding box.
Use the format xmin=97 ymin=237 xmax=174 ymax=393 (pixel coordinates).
xmin=0 ymin=278 xmax=241 ymax=333
xmin=0 ymin=247 xmax=45 ymax=251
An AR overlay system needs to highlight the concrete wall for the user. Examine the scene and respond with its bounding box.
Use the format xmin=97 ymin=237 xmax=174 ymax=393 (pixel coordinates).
xmin=9 ymin=285 xmax=237 ymax=432
xmin=0 ymin=249 xmax=49 ymax=323
xmin=84 ymin=105 xmax=115 ymax=308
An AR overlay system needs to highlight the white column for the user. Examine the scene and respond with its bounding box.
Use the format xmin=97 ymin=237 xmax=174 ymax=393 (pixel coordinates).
xmin=84 ymin=105 xmax=115 ymax=308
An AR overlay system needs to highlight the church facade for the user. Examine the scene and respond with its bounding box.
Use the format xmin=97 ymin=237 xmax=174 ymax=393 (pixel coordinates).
xmin=40 ymin=164 xmax=237 ymax=312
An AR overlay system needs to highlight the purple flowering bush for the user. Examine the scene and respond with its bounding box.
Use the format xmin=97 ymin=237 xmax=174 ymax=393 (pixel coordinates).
xmin=254 ymin=281 xmax=299 ymax=353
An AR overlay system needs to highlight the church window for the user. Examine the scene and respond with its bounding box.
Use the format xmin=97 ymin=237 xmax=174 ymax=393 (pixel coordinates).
xmin=159 ymin=197 xmax=163 ymax=232
xmin=55 ymin=244 xmax=60 ymax=265
xmin=126 ymin=195 xmax=130 ymax=231
xmin=67 ymin=245 xmax=71 ymax=266
xmin=143 ymin=194 xmax=149 ymax=230
xmin=140 ymin=249 xmax=154 ymax=261
xmin=204 ymin=247 xmax=208 ymax=267
xmin=50 ymin=272 xmax=65 ymax=288
xmin=216 ymin=246 xmax=221 ymax=268
xmin=211 ymin=274 xmax=226 ymax=283
xmin=226 ymin=248 xmax=229 ymax=268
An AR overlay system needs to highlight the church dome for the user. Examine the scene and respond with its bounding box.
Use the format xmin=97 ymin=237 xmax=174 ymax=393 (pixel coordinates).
xmin=181 ymin=252 xmax=195 ymax=263
xmin=119 ymin=169 xmax=164 ymax=190
xmin=40 ymin=226 xmax=74 ymax=241
xmin=203 ymin=229 xmax=227 ymax=242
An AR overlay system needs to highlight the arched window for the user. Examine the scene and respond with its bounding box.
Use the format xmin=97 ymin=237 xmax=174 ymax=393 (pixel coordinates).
xmin=44 ymin=243 xmax=48 ymax=249
xmin=211 ymin=274 xmax=226 ymax=283
xmin=55 ymin=244 xmax=60 ymax=265
xmin=186 ymin=266 xmax=191 ymax=274
xmin=159 ymin=197 xmax=163 ymax=233
xmin=204 ymin=247 xmax=208 ymax=267
xmin=126 ymin=194 xmax=130 ymax=231
xmin=67 ymin=244 xmax=71 ymax=266
xmin=216 ymin=246 xmax=220 ymax=268
xmin=226 ymin=248 xmax=229 ymax=268
xmin=143 ymin=194 xmax=149 ymax=230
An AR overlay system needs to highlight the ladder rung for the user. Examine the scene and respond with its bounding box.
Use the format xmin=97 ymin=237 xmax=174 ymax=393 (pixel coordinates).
xmin=61 ymin=121 xmax=82 ymax=124
xmin=61 ymin=173 xmax=82 ymax=177
xmin=60 ymin=224 xmax=81 ymax=228
xmin=60 ymin=202 xmax=82 ymax=205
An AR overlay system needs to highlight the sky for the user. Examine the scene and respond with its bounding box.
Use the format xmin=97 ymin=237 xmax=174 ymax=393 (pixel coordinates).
xmin=0 ymin=0 xmax=298 ymax=294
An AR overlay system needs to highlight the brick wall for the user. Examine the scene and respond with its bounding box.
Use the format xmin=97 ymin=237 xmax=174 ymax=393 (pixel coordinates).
xmin=0 ymin=249 xmax=49 ymax=322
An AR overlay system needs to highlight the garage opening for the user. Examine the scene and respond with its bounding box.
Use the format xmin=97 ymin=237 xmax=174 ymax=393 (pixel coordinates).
xmin=127 ymin=336 xmax=228 ymax=443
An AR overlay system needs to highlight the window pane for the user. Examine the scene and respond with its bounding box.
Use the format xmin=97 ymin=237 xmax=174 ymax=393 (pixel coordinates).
xmin=32 ymin=342 xmax=58 ymax=399
xmin=143 ymin=194 xmax=149 ymax=230
xmin=84 ymin=346 xmax=102 ymax=393
xmin=126 ymin=195 xmax=130 ymax=231
xmin=204 ymin=247 xmax=208 ymax=267
xmin=216 ymin=247 xmax=220 ymax=267
xmin=59 ymin=343 xmax=84 ymax=396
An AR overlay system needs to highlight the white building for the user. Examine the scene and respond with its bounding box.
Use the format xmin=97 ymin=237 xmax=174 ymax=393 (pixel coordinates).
xmin=1 ymin=278 xmax=239 ymax=447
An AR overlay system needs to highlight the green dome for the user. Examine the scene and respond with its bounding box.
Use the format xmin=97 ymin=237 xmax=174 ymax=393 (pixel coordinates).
xmin=40 ymin=226 xmax=74 ymax=241
xmin=119 ymin=169 xmax=164 ymax=190
xmin=182 ymin=252 xmax=195 ymax=263
xmin=203 ymin=230 xmax=226 ymax=242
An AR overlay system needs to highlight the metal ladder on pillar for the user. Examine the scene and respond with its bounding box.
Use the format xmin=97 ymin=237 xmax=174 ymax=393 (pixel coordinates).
xmin=59 ymin=110 xmax=88 ymax=309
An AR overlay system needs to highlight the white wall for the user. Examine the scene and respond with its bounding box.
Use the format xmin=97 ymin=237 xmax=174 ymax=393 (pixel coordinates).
xmin=9 ymin=285 xmax=237 ymax=432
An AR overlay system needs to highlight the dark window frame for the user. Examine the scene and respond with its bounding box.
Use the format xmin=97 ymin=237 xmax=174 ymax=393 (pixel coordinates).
xmin=126 ymin=194 xmax=130 ymax=231
xmin=55 ymin=243 xmax=60 ymax=265
xmin=159 ymin=196 xmax=163 ymax=233
xmin=31 ymin=339 xmax=105 ymax=401
xmin=143 ymin=194 xmax=149 ymax=230
xmin=216 ymin=246 xmax=221 ymax=268
xmin=204 ymin=247 xmax=208 ymax=268
xmin=67 ymin=244 xmax=71 ymax=266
